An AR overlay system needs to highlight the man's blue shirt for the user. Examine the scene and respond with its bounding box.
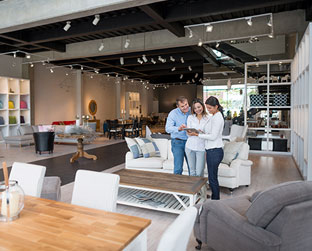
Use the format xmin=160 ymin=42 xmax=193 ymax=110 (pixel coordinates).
xmin=165 ymin=107 xmax=191 ymax=140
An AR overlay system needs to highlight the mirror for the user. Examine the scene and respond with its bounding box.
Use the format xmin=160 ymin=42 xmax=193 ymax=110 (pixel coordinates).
xmin=88 ymin=100 xmax=97 ymax=116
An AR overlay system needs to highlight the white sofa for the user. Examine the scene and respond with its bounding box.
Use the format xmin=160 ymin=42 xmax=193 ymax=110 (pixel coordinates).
xmin=125 ymin=138 xmax=253 ymax=190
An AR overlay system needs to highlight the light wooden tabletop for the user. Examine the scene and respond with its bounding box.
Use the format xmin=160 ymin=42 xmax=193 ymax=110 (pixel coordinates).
xmin=0 ymin=196 xmax=151 ymax=250
xmin=115 ymin=169 xmax=208 ymax=194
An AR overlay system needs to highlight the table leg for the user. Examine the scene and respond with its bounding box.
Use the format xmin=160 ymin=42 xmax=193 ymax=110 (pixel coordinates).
xmin=70 ymin=138 xmax=97 ymax=163
xmin=123 ymin=229 xmax=147 ymax=251
xmin=83 ymin=151 xmax=97 ymax=160
xmin=70 ymin=152 xmax=80 ymax=163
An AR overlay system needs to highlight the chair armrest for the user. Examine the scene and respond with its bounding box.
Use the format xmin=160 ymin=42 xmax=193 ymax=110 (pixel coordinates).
xmin=240 ymin=159 xmax=253 ymax=167
xmin=204 ymin=202 xmax=281 ymax=247
xmin=126 ymin=151 xmax=134 ymax=161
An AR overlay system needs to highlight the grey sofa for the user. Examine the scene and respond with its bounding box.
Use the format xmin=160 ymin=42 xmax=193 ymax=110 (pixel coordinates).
xmin=194 ymin=181 xmax=312 ymax=251
xmin=0 ymin=125 xmax=35 ymax=147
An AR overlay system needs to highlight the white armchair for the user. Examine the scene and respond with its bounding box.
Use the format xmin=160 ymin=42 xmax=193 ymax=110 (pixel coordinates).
xmin=223 ymin=124 xmax=248 ymax=142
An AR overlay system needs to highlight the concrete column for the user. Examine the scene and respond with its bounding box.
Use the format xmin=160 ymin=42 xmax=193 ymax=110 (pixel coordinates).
xmin=76 ymin=70 xmax=82 ymax=119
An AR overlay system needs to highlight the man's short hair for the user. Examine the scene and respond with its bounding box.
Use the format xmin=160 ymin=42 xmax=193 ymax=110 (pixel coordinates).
xmin=176 ymin=96 xmax=188 ymax=106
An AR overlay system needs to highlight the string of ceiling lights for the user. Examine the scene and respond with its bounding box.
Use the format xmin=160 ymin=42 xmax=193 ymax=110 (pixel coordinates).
xmin=184 ymin=13 xmax=274 ymax=48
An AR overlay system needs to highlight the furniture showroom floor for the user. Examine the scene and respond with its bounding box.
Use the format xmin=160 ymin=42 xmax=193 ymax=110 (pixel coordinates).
xmin=0 ymin=138 xmax=303 ymax=251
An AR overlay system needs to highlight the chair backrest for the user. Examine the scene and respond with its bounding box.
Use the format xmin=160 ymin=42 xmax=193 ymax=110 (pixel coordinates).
xmin=71 ymin=170 xmax=120 ymax=212
xmin=9 ymin=162 xmax=46 ymax=197
xmin=229 ymin=124 xmax=245 ymax=141
xmin=157 ymin=207 xmax=198 ymax=251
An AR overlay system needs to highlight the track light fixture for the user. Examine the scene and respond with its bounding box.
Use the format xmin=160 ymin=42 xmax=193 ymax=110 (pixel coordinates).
xmin=246 ymin=17 xmax=252 ymax=26
xmin=50 ymin=68 xmax=54 ymax=73
xmin=142 ymin=55 xmax=148 ymax=63
xmin=26 ymin=53 xmax=31 ymax=59
xmin=70 ymin=65 xmax=73 ymax=70
xmin=90 ymin=75 xmax=94 ymax=79
xmin=30 ymin=63 xmax=34 ymax=67
xmin=268 ymin=33 xmax=274 ymax=38
xmin=66 ymin=72 xmax=69 ymax=76
xmin=98 ymin=42 xmax=104 ymax=51
xmin=120 ymin=57 xmax=124 ymax=65
xmin=158 ymin=56 xmax=166 ymax=63
xmin=206 ymin=23 xmax=213 ymax=32
xmin=195 ymin=73 xmax=198 ymax=78
xmin=171 ymin=67 xmax=176 ymax=72
xmin=80 ymin=65 xmax=83 ymax=70
xmin=188 ymin=66 xmax=192 ymax=71
xmin=151 ymin=58 xmax=156 ymax=64
xmin=124 ymin=38 xmax=130 ymax=48
xmin=63 ymin=21 xmax=71 ymax=31
xmin=198 ymin=39 xmax=203 ymax=47
xmin=13 ymin=52 xmax=16 ymax=58
xmin=92 ymin=15 xmax=100 ymax=25
xmin=180 ymin=57 xmax=184 ymax=63
xmin=42 ymin=61 xmax=46 ymax=66
xmin=192 ymin=79 xmax=195 ymax=83
xmin=94 ymin=69 xmax=99 ymax=74
xmin=187 ymin=27 xmax=193 ymax=38
xmin=267 ymin=17 xmax=272 ymax=27
xmin=180 ymin=74 xmax=183 ymax=79
xmin=170 ymin=56 xmax=175 ymax=62
xmin=216 ymin=41 xmax=220 ymax=48
xmin=137 ymin=58 xmax=143 ymax=64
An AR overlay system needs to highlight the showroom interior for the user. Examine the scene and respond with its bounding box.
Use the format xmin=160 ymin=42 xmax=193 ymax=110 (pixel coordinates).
xmin=0 ymin=0 xmax=312 ymax=250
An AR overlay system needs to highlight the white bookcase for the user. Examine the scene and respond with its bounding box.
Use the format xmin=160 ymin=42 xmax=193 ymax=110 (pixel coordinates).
xmin=244 ymin=59 xmax=292 ymax=153
xmin=0 ymin=76 xmax=31 ymax=137
xmin=291 ymin=23 xmax=312 ymax=181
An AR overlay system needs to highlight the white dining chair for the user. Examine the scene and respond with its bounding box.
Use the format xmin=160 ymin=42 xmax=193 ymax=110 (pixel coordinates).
xmin=71 ymin=170 xmax=120 ymax=212
xmin=157 ymin=206 xmax=198 ymax=251
xmin=9 ymin=162 xmax=46 ymax=197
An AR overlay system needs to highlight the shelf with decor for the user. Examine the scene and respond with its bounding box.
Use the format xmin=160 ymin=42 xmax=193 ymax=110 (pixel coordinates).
xmin=0 ymin=76 xmax=30 ymax=140
xmin=244 ymin=59 xmax=292 ymax=153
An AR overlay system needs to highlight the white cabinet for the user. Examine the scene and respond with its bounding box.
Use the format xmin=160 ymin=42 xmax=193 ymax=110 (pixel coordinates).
xmin=244 ymin=60 xmax=292 ymax=153
xmin=0 ymin=77 xmax=31 ymax=137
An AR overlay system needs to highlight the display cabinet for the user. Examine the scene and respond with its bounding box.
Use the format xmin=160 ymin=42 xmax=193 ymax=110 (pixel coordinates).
xmin=244 ymin=60 xmax=292 ymax=153
xmin=0 ymin=77 xmax=30 ymax=138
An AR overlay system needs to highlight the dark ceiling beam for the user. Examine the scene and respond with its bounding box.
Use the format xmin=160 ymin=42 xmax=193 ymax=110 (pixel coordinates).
xmin=139 ymin=5 xmax=185 ymax=37
xmin=306 ymin=0 xmax=312 ymax=21
xmin=5 ymin=12 xmax=155 ymax=44
xmin=191 ymin=45 xmax=220 ymax=67
xmin=215 ymin=43 xmax=258 ymax=63
xmin=129 ymin=66 xmax=203 ymax=78
xmin=164 ymin=0 xmax=305 ymax=22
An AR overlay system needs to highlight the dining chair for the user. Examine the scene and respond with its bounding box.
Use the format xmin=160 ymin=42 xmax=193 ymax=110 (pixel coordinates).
xmin=157 ymin=206 xmax=198 ymax=251
xmin=124 ymin=119 xmax=138 ymax=138
xmin=71 ymin=170 xmax=120 ymax=212
xmin=9 ymin=162 xmax=46 ymax=197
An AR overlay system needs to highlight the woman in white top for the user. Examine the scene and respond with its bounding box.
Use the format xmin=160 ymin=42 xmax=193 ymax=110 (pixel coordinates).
xmin=192 ymin=96 xmax=224 ymax=200
xmin=185 ymin=99 xmax=209 ymax=176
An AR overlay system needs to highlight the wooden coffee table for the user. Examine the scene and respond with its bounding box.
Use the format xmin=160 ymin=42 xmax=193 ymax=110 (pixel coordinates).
xmin=115 ymin=169 xmax=207 ymax=214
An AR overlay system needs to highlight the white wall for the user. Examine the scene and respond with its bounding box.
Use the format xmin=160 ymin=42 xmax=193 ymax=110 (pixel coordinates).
xmin=34 ymin=64 xmax=77 ymax=124
xmin=0 ymin=55 xmax=23 ymax=78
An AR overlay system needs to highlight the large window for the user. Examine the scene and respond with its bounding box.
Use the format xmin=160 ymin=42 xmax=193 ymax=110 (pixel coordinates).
xmin=203 ymin=85 xmax=245 ymax=118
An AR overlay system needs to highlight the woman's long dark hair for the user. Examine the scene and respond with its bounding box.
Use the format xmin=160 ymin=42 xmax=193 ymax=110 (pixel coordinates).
xmin=205 ymin=96 xmax=224 ymax=119
xmin=191 ymin=98 xmax=207 ymax=116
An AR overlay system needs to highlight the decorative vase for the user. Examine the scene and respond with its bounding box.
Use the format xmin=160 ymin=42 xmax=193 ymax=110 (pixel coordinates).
xmin=0 ymin=180 xmax=25 ymax=222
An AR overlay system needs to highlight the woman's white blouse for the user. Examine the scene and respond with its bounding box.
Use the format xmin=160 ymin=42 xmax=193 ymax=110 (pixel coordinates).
xmin=185 ymin=114 xmax=209 ymax=151
xmin=198 ymin=111 xmax=224 ymax=150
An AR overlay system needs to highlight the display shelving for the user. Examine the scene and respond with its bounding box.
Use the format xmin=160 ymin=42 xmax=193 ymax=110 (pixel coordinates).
xmin=0 ymin=76 xmax=30 ymax=138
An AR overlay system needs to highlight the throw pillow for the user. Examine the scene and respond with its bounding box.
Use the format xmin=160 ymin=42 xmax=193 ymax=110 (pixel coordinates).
xmin=0 ymin=116 xmax=4 ymax=125
xmin=0 ymin=100 xmax=3 ymax=109
xmin=125 ymin=137 xmax=142 ymax=159
xmin=221 ymin=141 xmax=244 ymax=165
xmin=135 ymin=137 xmax=160 ymax=158
xmin=8 ymin=101 xmax=15 ymax=109
xmin=9 ymin=116 xmax=17 ymax=124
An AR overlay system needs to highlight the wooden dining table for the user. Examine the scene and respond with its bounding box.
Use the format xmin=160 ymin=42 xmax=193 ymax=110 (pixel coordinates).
xmin=0 ymin=196 xmax=151 ymax=250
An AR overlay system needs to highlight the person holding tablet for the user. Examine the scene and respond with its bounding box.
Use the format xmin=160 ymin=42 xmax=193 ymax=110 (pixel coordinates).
xmin=184 ymin=99 xmax=209 ymax=177
xmin=191 ymin=96 xmax=224 ymax=200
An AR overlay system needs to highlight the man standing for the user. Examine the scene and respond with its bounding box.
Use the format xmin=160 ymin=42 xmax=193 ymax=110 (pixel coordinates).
xmin=165 ymin=96 xmax=191 ymax=174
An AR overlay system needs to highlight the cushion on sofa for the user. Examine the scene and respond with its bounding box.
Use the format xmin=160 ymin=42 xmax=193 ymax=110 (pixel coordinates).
xmin=167 ymin=140 xmax=174 ymax=160
xmin=153 ymin=138 xmax=168 ymax=159
xmin=126 ymin=157 xmax=164 ymax=169
xmin=222 ymin=142 xmax=244 ymax=165
xmin=136 ymin=137 xmax=160 ymax=158
xmin=125 ymin=137 xmax=142 ymax=159
xmin=218 ymin=163 xmax=237 ymax=177
xmin=163 ymin=159 xmax=188 ymax=171
xmin=246 ymin=181 xmax=312 ymax=228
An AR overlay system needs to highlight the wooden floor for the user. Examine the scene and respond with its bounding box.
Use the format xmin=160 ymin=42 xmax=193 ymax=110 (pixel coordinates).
xmin=60 ymin=153 xmax=303 ymax=251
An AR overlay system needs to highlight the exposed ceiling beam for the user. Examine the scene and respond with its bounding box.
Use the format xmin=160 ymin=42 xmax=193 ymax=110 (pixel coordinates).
xmin=139 ymin=4 xmax=185 ymax=37
xmin=191 ymin=45 xmax=220 ymax=67
xmin=215 ymin=43 xmax=258 ymax=63
xmin=165 ymin=0 xmax=305 ymax=22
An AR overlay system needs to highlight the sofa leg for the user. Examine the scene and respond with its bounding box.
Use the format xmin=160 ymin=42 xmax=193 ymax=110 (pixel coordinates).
xmin=245 ymin=185 xmax=249 ymax=187
xmin=229 ymin=188 xmax=234 ymax=194
xmin=195 ymin=239 xmax=202 ymax=250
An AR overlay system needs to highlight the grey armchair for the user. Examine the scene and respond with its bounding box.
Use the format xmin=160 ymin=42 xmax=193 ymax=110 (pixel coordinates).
xmin=194 ymin=181 xmax=312 ymax=251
